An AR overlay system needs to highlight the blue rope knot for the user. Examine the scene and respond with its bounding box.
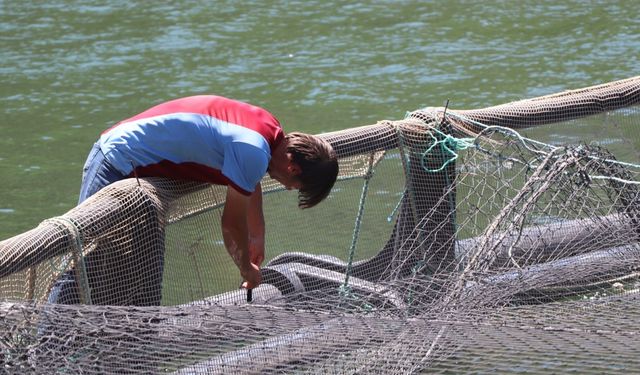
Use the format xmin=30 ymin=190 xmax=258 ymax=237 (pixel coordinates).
xmin=421 ymin=128 xmax=474 ymax=173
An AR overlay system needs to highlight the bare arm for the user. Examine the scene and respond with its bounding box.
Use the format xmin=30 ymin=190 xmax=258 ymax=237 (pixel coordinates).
xmin=221 ymin=186 xmax=262 ymax=288
xmin=247 ymin=183 xmax=265 ymax=267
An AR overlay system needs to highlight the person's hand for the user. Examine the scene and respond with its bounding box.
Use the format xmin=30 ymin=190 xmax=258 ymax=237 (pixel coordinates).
xmin=240 ymin=262 xmax=262 ymax=289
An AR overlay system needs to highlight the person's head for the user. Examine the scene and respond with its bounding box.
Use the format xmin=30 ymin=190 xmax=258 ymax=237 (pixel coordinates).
xmin=268 ymin=132 xmax=338 ymax=209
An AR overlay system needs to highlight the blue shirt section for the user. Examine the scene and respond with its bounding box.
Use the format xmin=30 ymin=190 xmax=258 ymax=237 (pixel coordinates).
xmin=98 ymin=112 xmax=271 ymax=193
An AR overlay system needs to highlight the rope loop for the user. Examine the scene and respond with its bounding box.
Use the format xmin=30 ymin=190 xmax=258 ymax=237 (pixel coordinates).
xmin=43 ymin=216 xmax=92 ymax=304
xmin=421 ymin=127 xmax=475 ymax=173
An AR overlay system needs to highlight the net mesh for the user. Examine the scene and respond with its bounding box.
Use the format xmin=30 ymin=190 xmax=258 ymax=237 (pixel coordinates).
xmin=2 ymin=76 xmax=640 ymax=374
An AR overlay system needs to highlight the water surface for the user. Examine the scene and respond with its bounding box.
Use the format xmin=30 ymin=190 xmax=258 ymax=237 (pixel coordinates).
xmin=1 ymin=0 xmax=638 ymax=239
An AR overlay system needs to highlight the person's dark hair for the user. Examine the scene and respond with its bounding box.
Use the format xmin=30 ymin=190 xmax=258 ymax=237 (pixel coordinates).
xmin=286 ymin=132 xmax=339 ymax=209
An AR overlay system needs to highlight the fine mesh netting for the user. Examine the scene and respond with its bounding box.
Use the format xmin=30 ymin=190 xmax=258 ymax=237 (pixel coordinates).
xmin=1 ymin=76 xmax=640 ymax=374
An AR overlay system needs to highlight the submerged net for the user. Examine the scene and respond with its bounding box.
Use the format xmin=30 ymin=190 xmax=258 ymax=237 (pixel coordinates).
xmin=1 ymin=76 xmax=640 ymax=374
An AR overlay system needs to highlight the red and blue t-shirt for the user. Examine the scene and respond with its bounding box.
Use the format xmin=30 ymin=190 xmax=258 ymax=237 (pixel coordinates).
xmin=98 ymin=95 xmax=284 ymax=195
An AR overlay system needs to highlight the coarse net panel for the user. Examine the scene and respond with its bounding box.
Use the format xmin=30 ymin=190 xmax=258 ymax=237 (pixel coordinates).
xmin=1 ymin=76 xmax=640 ymax=374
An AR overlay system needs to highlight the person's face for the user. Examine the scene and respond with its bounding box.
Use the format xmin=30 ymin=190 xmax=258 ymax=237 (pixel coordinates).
xmin=268 ymin=154 xmax=302 ymax=191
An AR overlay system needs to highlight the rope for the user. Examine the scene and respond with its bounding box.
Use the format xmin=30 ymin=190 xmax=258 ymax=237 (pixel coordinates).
xmin=419 ymin=113 xmax=466 ymax=273
xmin=390 ymin=120 xmax=419 ymax=224
xmin=343 ymin=152 xmax=376 ymax=290
xmin=420 ymin=127 xmax=475 ymax=173
xmin=43 ymin=216 xmax=92 ymax=305
xmin=386 ymin=191 xmax=405 ymax=223
xmin=447 ymin=111 xmax=640 ymax=172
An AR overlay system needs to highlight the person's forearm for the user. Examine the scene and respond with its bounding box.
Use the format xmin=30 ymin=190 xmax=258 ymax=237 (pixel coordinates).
xmin=248 ymin=220 xmax=265 ymax=262
xmin=221 ymin=218 xmax=250 ymax=269
xmin=222 ymin=186 xmax=262 ymax=288
xmin=247 ymin=184 xmax=265 ymax=237
xmin=247 ymin=184 xmax=266 ymax=265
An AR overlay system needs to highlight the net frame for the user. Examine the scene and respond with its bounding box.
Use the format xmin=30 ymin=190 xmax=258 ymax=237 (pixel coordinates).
xmin=1 ymin=76 xmax=640 ymax=374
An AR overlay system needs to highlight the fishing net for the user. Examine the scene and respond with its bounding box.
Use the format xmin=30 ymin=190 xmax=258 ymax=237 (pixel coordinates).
xmin=1 ymin=76 xmax=639 ymax=374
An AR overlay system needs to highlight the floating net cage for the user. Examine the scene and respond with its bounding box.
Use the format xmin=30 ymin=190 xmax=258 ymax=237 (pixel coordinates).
xmin=2 ymin=76 xmax=640 ymax=374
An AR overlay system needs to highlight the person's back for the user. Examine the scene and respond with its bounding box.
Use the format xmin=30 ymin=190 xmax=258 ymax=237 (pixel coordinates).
xmin=97 ymin=95 xmax=284 ymax=195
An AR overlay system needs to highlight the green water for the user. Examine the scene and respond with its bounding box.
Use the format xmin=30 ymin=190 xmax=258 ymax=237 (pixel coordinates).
xmin=1 ymin=0 xmax=638 ymax=240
